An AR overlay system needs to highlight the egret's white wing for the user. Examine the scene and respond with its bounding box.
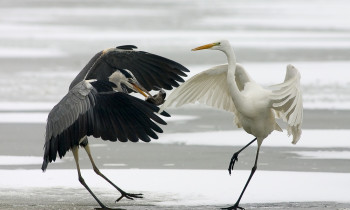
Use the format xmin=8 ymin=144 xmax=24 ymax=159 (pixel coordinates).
xmin=160 ymin=64 xmax=249 ymax=128
xmin=234 ymin=63 xmax=254 ymax=91
xmin=269 ymin=64 xmax=303 ymax=144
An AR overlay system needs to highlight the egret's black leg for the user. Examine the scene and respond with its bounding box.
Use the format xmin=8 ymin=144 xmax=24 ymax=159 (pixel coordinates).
xmin=222 ymin=145 xmax=261 ymax=210
xmin=83 ymin=144 xmax=143 ymax=203
xmin=228 ymin=137 xmax=257 ymax=175
xmin=72 ymin=146 xmax=109 ymax=209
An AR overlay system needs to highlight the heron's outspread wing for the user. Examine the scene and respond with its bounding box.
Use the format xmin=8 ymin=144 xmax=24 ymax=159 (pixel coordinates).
xmin=42 ymin=80 xmax=167 ymax=170
xmin=69 ymin=46 xmax=189 ymax=91
xmin=69 ymin=51 xmax=104 ymax=90
xmin=269 ymin=65 xmax=303 ymax=144
xmin=161 ymin=64 xmax=249 ymax=128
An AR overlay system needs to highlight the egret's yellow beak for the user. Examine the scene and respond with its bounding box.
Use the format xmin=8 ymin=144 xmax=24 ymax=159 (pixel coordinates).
xmin=192 ymin=42 xmax=218 ymax=51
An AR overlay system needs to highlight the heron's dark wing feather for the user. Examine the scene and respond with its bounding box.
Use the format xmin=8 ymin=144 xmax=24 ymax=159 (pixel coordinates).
xmin=42 ymin=81 xmax=96 ymax=170
xmin=93 ymin=92 xmax=167 ymax=142
xmin=83 ymin=48 xmax=189 ymax=91
xmin=69 ymin=52 xmax=104 ymax=90
xmin=42 ymin=81 xmax=167 ymax=171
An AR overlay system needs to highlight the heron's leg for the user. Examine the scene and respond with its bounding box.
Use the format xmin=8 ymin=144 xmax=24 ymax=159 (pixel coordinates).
xmin=222 ymin=145 xmax=261 ymax=210
xmin=83 ymin=143 xmax=143 ymax=203
xmin=228 ymin=137 xmax=257 ymax=175
xmin=72 ymin=146 xmax=107 ymax=209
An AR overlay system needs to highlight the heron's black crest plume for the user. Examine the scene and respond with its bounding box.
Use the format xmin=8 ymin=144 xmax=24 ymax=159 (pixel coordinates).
xmin=118 ymin=68 xmax=133 ymax=78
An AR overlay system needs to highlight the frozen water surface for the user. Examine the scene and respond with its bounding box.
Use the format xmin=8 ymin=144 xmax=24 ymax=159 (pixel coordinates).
xmin=0 ymin=0 xmax=349 ymax=107
xmin=0 ymin=156 xmax=43 ymax=165
xmin=1 ymin=0 xmax=350 ymax=209
xmin=0 ymin=169 xmax=349 ymax=206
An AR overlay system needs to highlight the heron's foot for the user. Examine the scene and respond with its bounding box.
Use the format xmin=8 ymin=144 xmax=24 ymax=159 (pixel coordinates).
xmin=115 ymin=191 xmax=143 ymax=203
xmin=228 ymin=152 xmax=239 ymax=175
xmin=221 ymin=203 xmax=245 ymax=210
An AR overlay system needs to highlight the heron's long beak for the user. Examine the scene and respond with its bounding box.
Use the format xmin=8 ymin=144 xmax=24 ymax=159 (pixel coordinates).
xmin=132 ymin=83 xmax=151 ymax=98
xmin=192 ymin=42 xmax=217 ymax=51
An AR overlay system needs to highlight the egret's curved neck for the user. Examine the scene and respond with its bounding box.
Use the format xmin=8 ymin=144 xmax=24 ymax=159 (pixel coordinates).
xmin=223 ymin=46 xmax=244 ymax=107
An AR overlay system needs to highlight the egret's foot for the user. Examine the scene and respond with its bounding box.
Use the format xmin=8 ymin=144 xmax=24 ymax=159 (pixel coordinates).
xmin=115 ymin=191 xmax=143 ymax=202
xmin=221 ymin=203 xmax=245 ymax=210
xmin=228 ymin=152 xmax=239 ymax=175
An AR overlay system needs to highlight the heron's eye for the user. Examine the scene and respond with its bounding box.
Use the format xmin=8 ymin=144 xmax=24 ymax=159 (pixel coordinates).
xmin=121 ymin=83 xmax=129 ymax=93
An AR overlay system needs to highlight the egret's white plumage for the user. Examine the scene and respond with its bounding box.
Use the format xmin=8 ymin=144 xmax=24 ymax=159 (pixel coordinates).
xmin=161 ymin=41 xmax=303 ymax=145
xmin=160 ymin=40 xmax=303 ymax=210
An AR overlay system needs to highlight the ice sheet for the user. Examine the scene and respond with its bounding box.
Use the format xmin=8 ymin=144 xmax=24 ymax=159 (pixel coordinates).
xmin=289 ymin=151 xmax=350 ymax=160
xmin=157 ymin=129 xmax=350 ymax=148
xmin=1 ymin=60 xmax=350 ymax=110
xmin=0 ymin=156 xmax=43 ymax=166
xmin=0 ymin=47 xmax=66 ymax=58
xmin=0 ymin=169 xmax=349 ymax=205
xmin=0 ymin=112 xmax=197 ymax=124
xmin=0 ymin=102 xmax=55 ymax=111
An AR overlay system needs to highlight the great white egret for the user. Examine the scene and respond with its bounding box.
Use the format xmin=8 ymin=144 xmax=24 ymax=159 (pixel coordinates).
xmin=41 ymin=45 xmax=189 ymax=209
xmin=160 ymin=40 xmax=303 ymax=210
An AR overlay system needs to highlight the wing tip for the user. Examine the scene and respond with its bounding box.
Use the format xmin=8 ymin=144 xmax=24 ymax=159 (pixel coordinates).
xmin=160 ymin=110 xmax=170 ymax=117
xmin=41 ymin=158 xmax=48 ymax=172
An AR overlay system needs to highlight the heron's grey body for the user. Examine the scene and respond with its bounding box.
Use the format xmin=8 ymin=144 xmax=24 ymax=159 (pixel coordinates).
xmin=41 ymin=45 xmax=189 ymax=209
xmin=42 ymin=80 xmax=167 ymax=169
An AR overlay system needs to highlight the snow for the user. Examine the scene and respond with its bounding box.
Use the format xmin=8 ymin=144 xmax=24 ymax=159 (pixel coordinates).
xmin=0 ymin=112 xmax=47 ymax=123
xmin=0 ymin=0 xmax=349 ymax=207
xmin=157 ymin=129 xmax=350 ymax=148
xmin=290 ymin=151 xmax=350 ymax=160
xmin=2 ymin=59 xmax=350 ymax=111
xmin=184 ymin=62 xmax=340 ymax=85
xmin=0 ymin=111 xmax=197 ymax=124
xmin=0 ymin=169 xmax=349 ymax=205
xmin=103 ymin=163 xmax=128 ymax=167
xmin=162 ymin=115 xmax=198 ymax=122
xmin=183 ymin=61 xmax=350 ymax=110
xmin=0 ymin=47 xmax=66 ymax=58
xmin=0 ymin=0 xmax=350 ymax=110
xmin=0 ymin=156 xmax=63 ymax=166
xmin=0 ymin=156 xmax=43 ymax=165
xmin=0 ymin=102 xmax=55 ymax=111
xmin=0 ymin=7 xmax=165 ymax=18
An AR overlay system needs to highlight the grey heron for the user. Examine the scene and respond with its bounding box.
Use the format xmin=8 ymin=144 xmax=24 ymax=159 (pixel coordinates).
xmin=160 ymin=40 xmax=303 ymax=210
xmin=41 ymin=45 xmax=189 ymax=209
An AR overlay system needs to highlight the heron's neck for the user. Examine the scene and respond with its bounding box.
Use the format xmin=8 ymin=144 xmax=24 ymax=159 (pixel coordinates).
xmin=224 ymin=47 xmax=244 ymax=107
